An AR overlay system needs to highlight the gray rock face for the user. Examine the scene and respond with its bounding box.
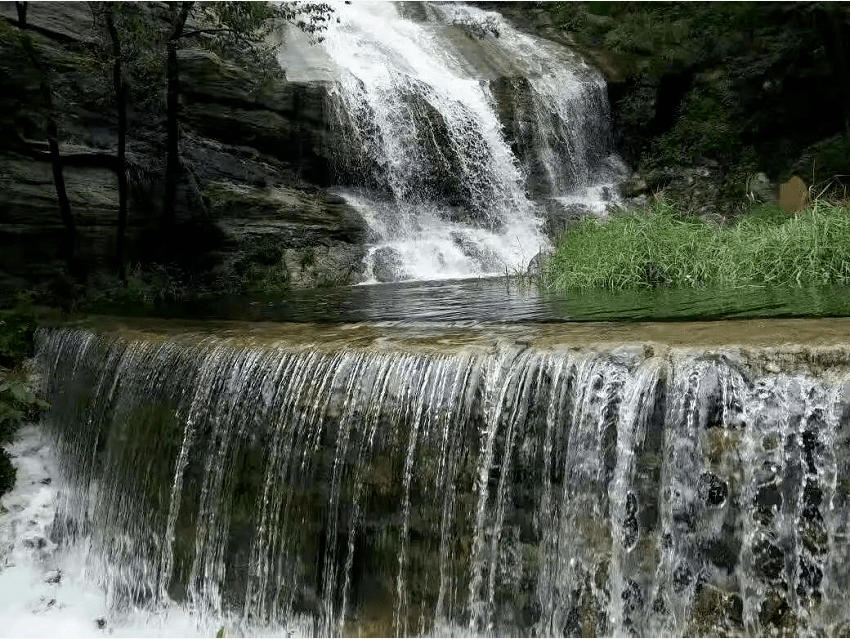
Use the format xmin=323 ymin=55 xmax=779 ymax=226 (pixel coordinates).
xmin=539 ymin=200 xmax=594 ymax=240
xmin=0 ymin=1 xmax=363 ymax=298
xmin=747 ymin=172 xmax=775 ymax=204
xmin=450 ymin=231 xmax=504 ymax=272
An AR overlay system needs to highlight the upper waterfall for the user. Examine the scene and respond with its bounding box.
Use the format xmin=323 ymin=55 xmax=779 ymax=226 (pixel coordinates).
xmin=279 ymin=2 xmax=622 ymax=283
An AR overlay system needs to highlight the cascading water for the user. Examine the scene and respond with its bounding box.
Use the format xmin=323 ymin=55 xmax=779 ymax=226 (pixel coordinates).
xmin=301 ymin=2 xmax=620 ymax=282
xmin=20 ymin=323 xmax=850 ymax=637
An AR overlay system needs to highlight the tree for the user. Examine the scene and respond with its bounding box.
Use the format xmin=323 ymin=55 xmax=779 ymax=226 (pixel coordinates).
xmin=11 ymin=1 xmax=78 ymax=277
xmin=102 ymin=4 xmax=129 ymax=281
xmin=160 ymin=1 xmax=332 ymax=259
xmin=163 ymin=1 xmax=194 ymax=252
xmin=88 ymin=2 xmax=166 ymax=281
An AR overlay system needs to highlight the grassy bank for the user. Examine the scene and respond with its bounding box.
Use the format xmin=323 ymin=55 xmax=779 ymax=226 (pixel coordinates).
xmin=542 ymin=201 xmax=850 ymax=291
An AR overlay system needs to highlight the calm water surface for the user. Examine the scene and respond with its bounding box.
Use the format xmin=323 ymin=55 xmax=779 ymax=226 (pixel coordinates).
xmin=121 ymin=279 xmax=850 ymax=324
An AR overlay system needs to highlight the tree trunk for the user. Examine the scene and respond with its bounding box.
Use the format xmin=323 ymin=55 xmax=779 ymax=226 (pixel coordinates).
xmin=827 ymin=5 xmax=850 ymax=139
xmin=105 ymin=6 xmax=128 ymax=282
xmin=14 ymin=1 xmax=26 ymax=24
xmin=163 ymin=1 xmax=193 ymax=261
xmin=16 ymin=1 xmax=77 ymax=276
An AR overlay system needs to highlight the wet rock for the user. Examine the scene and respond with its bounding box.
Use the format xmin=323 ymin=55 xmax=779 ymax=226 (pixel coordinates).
xmin=525 ymin=250 xmax=551 ymax=278
xmin=371 ymin=247 xmax=408 ymax=283
xmin=45 ymin=570 xmax=62 ymax=584
xmin=797 ymin=556 xmax=823 ymax=596
xmin=450 ymin=232 xmax=504 ymax=272
xmin=698 ymin=472 xmax=728 ymax=506
xmin=622 ymin=492 xmax=639 ymax=549
xmin=752 ymin=538 xmax=784 ymax=581
xmin=538 ymin=199 xmax=596 ymax=240
xmin=672 ymin=564 xmax=693 ymax=593
xmin=758 ymin=591 xmax=797 ymax=635
xmin=624 ymin=174 xmax=648 ymax=198
xmin=755 ymin=482 xmax=782 ymax=524
xmin=23 ymin=536 xmax=46 ymax=550
xmin=745 ymin=172 xmax=774 ymax=204
xmin=620 ymin=578 xmax=643 ymax=618
xmin=704 ymin=538 xmax=738 ymax=573
xmin=95 ymin=617 xmax=107 ymax=629
xmin=685 ymin=585 xmax=743 ymax=636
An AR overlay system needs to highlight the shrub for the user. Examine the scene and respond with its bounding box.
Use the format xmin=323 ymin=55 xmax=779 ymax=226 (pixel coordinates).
xmin=0 ymin=309 xmax=37 ymax=368
xmin=0 ymin=307 xmax=45 ymax=498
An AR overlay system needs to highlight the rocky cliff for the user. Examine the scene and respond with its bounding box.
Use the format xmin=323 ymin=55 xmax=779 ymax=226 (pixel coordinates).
xmin=0 ymin=1 xmax=370 ymax=302
xmin=0 ymin=1 xmax=619 ymax=303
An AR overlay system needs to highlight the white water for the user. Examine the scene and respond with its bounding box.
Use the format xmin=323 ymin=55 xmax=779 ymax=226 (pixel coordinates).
xmin=296 ymin=2 xmax=621 ymax=283
xmin=0 ymin=424 xmax=317 ymax=638
xmin=16 ymin=326 xmax=850 ymax=637
xmin=0 ymin=425 xmax=204 ymax=637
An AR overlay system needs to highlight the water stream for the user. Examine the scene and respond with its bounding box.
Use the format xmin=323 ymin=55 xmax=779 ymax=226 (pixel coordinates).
xmin=4 ymin=321 xmax=849 ymax=636
xmin=293 ymin=1 xmax=621 ymax=282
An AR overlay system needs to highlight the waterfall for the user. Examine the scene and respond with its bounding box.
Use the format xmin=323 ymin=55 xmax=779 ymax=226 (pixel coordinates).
xmin=290 ymin=2 xmax=620 ymax=282
xmin=30 ymin=325 xmax=850 ymax=636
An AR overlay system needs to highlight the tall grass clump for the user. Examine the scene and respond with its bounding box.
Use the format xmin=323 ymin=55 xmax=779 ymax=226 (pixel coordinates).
xmin=542 ymin=200 xmax=850 ymax=291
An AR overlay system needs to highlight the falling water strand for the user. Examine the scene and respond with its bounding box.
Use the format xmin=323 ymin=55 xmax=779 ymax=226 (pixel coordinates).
xmin=313 ymin=2 xmax=620 ymax=282
xmin=30 ymin=327 xmax=850 ymax=636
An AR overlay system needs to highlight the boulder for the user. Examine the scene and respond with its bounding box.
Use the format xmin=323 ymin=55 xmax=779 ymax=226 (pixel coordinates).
xmin=779 ymin=175 xmax=808 ymax=214
xmin=371 ymin=247 xmax=408 ymax=283
xmin=624 ymin=173 xmax=648 ymax=198
xmin=450 ymin=232 xmax=504 ymax=272
xmin=525 ymin=250 xmax=552 ymax=277
xmin=539 ymin=200 xmax=595 ymax=239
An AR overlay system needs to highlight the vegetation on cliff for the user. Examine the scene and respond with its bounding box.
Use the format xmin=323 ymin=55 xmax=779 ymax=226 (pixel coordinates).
xmin=0 ymin=1 xmax=334 ymax=307
xmin=539 ymin=2 xmax=850 ymax=205
xmin=0 ymin=308 xmax=44 ymax=497
xmin=542 ymin=199 xmax=850 ymax=292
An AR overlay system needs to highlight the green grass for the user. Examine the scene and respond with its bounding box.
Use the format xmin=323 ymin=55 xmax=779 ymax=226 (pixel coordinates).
xmin=542 ymin=200 xmax=850 ymax=291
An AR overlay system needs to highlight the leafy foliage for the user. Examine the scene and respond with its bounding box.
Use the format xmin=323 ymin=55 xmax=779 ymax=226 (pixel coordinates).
xmin=542 ymin=2 xmax=850 ymax=188
xmin=0 ymin=373 xmax=47 ymax=445
xmin=0 ymin=308 xmax=44 ymax=498
xmin=86 ymin=2 xmax=168 ymax=109
xmin=543 ymin=199 xmax=850 ymax=291
xmin=0 ymin=310 xmax=36 ymax=368
xmin=186 ymin=2 xmax=332 ymax=71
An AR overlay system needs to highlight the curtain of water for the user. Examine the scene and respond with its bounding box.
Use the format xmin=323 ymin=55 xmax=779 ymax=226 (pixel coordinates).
xmin=37 ymin=327 xmax=850 ymax=636
xmin=314 ymin=2 xmax=618 ymax=282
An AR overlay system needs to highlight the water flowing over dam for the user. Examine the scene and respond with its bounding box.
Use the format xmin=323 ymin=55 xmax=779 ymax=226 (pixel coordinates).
xmin=5 ymin=3 xmax=849 ymax=638
xmin=31 ymin=321 xmax=850 ymax=636
xmin=283 ymin=2 xmax=620 ymax=282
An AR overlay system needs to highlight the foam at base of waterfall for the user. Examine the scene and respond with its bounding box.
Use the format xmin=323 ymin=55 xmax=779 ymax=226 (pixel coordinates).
xmin=0 ymin=425 xmax=319 ymax=639
xmin=342 ymin=192 xmax=545 ymax=283
xmin=0 ymin=425 xmax=115 ymax=638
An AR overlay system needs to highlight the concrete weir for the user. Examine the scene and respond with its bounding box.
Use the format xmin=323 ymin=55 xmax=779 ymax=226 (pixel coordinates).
xmin=26 ymin=317 xmax=850 ymax=636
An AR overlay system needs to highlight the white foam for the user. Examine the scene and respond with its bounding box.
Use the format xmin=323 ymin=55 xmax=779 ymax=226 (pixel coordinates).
xmin=0 ymin=425 xmax=299 ymax=638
